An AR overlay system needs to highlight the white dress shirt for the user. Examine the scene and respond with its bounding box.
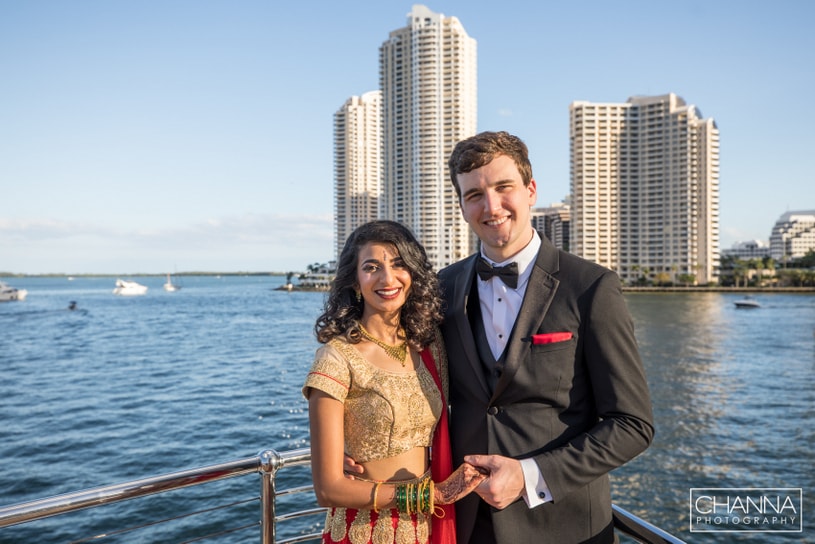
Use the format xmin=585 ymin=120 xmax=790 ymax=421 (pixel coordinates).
xmin=477 ymin=230 xmax=552 ymax=507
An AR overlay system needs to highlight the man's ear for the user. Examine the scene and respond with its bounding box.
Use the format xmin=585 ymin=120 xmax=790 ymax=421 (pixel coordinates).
xmin=527 ymin=178 xmax=538 ymax=206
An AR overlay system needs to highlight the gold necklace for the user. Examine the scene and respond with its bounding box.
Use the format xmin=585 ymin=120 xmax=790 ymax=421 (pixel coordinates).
xmin=358 ymin=323 xmax=408 ymax=366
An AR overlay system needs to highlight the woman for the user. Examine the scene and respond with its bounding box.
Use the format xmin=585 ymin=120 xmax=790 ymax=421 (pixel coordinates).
xmin=303 ymin=220 xmax=485 ymax=544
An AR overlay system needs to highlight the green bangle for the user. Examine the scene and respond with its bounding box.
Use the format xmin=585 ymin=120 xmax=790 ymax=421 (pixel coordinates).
xmin=396 ymin=484 xmax=406 ymax=513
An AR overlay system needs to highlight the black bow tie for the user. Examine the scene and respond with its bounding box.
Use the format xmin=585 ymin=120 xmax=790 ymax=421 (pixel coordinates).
xmin=476 ymin=257 xmax=519 ymax=289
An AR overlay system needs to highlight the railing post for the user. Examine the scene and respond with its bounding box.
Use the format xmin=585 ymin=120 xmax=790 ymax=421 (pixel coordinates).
xmin=258 ymin=449 xmax=281 ymax=544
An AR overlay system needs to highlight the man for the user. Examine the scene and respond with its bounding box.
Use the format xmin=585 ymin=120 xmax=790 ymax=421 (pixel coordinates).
xmin=441 ymin=131 xmax=654 ymax=543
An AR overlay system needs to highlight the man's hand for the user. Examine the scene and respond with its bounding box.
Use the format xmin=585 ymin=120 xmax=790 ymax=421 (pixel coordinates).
xmin=342 ymin=454 xmax=364 ymax=480
xmin=464 ymin=454 xmax=525 ymax=510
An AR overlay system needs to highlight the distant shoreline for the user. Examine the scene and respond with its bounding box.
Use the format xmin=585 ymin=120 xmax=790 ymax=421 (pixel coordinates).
xmin=623 ymin=286 xmax=815 ymax=293
xmin=0 ymin=272 xmax=290 ymax=278
xmin=3 ymin=274 xmax=814 ymax=293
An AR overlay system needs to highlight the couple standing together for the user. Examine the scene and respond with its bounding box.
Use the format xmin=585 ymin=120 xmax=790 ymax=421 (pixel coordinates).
xmin=303 ymin=131 xmax=655 ymax=544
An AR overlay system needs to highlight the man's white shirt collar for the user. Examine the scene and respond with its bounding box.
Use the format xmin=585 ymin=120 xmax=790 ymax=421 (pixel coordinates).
xmin=479 ymin=230 xmax=541 ymax=291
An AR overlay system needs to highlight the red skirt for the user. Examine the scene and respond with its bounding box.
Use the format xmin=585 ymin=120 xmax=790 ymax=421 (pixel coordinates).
xmin=321 ymin=506 xmax=430 ymax=544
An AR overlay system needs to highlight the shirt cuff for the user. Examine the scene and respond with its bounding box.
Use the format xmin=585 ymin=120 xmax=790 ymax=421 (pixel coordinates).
xmin=519 ymin=458 xmax=553 ymax=508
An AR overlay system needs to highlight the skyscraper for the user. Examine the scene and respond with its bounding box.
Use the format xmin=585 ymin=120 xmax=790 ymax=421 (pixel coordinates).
xmin=570 ymin=93 xmax=720 ymax=285
xmin=532 ymin=202 xmax=570 ymax=251
xmin=379 ymin=4 xmax=477 ymax=268
xmin=333 ymin=90 xmax=382 ymax=259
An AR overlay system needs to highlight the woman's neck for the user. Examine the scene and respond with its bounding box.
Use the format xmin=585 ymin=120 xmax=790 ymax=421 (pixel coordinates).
xmin=360 ymin=313 xmax=403 ymax=343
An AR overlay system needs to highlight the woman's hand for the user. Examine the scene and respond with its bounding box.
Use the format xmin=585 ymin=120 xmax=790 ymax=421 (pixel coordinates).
xmin=464 ymin=454 xmax=525 ymax=510
xmin=433 ymin=462 xmax=488 ymax=505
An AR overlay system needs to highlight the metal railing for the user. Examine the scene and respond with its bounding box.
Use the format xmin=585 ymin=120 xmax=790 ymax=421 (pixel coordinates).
xmin=0 ymin=447 xmax=685 ymax=543
xmin=612 ymin=504 xmax=686 ymax=544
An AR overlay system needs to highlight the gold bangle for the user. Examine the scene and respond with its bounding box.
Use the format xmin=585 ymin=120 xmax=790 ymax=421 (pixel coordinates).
xmin=373 ymin=481 xmax=382 ymax=513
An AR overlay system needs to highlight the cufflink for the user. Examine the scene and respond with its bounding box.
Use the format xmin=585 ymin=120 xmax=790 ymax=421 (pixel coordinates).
xmin=538 ymin=491 xmax=547 ymax=499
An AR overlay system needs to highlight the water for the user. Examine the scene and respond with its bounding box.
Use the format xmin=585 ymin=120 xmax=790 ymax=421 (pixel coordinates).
xmin=1 ymin=278 xmax=813 ymax=543
xmin=0 ymin=275 xmax=323 ymax=543
xmin=615 ymin=292 xmax=814 ymax=543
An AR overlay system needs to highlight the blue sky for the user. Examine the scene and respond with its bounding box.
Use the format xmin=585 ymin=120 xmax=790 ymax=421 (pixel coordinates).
xmin=2 ymin=1 xmax=813 ymax=274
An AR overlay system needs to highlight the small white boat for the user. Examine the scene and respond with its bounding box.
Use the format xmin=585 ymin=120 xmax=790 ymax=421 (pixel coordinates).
xmin=113 ymin=279 xmax=148 ymax=296
xmin=163 ymin=273 xmax=181 ymax=292
xmin=734 ymin=296 xmax=760 ymax=309
xmin=0 ymin=281 xmax=28 ymax=302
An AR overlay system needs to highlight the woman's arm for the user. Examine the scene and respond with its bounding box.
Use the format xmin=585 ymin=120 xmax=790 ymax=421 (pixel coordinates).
xmin=309 ymin=390 xmax=378 ymax=509
xmin=309 ymin=390 xmax=486 ymax=509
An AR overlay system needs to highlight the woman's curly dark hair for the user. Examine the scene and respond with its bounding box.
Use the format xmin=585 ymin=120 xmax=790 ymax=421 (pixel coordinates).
xmin=315 ymin=220 xmax=442 ymax=351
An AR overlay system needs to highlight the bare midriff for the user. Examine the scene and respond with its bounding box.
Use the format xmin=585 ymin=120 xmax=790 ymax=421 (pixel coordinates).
xmin=359 ymin=446 xmax=428 ymax=482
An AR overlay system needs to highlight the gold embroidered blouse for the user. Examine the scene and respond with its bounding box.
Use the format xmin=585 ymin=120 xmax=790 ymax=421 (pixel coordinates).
xmin=303 ymin=336 xmax=446 ymax=464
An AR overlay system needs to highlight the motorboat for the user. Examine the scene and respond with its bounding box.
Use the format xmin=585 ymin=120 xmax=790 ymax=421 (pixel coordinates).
xmin=0 ymin=281 xmax=28 ymax=302
xmin=163 ymin=273 xmax=181 ymax=292
xmin=113 ymin=279 xmax=148 ymax=296
xmin=734 ymin=296 xmax=760 ymax=309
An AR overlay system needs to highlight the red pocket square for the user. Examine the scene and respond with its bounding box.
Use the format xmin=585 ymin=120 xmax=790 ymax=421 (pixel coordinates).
xmin=532 ymin=332 xmax=573 ymax=345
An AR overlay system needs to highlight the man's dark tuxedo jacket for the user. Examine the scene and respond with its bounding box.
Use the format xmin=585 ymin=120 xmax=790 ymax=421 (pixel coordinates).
xmin=439 ymin=235 xmax=654 ymax=543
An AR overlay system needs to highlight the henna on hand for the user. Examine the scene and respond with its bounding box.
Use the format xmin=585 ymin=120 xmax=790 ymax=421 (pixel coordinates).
xmin=434 ymin=462 xmax=488 ymax=505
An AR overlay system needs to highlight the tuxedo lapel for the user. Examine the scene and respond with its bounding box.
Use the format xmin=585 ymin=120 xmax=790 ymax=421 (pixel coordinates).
xmin=450 ymin=255 xmax=491 ymax=398
xmin=491 ymin=241 xmax=560 ymax=401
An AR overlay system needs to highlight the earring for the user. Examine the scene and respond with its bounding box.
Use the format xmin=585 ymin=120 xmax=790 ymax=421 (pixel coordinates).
xmin=355 ymin=290 xmax=361 ymax=303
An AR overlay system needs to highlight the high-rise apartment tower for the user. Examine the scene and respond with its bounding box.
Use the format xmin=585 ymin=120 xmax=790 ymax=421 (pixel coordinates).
xmin=379 ymin=5 xmax=477 ymax=268
xmin=333 ymin=90 xmax=382 ymax=259
xmin=532 ymin=203 xmax=571 ymax=252
xmin=570 ymin=93 xmax=720 ymax=285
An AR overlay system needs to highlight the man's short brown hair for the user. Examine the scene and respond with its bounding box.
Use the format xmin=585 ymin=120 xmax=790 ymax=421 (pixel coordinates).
xmin=448 ymin=131 xmax=534 ymax=197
